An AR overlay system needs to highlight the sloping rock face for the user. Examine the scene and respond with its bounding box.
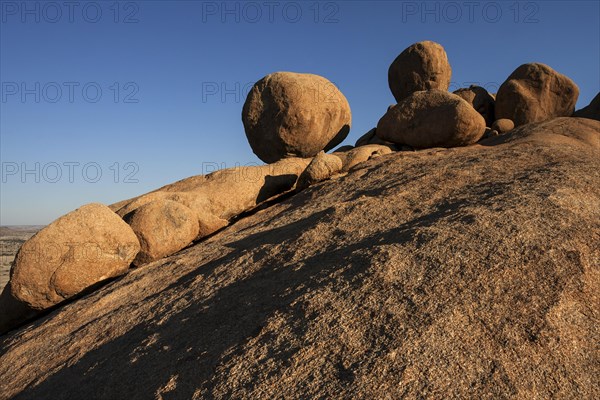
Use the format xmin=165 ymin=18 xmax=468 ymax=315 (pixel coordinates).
xmin=1 ymin=118 xmax=598 ymax=399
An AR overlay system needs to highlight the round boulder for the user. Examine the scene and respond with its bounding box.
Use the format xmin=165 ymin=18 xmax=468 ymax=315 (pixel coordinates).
xmin=388 ymin=41 xmax=452 ymax=103
xmin=491 ymin=118 xmax=515 ymax=133
xmin=453 ymin=85 xmax=496 ymax=126
xmin=242 ymin=72 xmax=352 ymax=163
xmin=495 ymin=63 xmax=579 ymax=126
xmin=10 ymin=203 xmax=140 ymax=310
xmin=376 ymin=90 xmax=486 ymax=148
xmin=124 ymin=199 xmax=199 ymax=266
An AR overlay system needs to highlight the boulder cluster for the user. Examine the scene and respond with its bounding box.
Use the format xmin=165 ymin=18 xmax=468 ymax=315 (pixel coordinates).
xmin=1 ymin=40 xmax=598 ymax=334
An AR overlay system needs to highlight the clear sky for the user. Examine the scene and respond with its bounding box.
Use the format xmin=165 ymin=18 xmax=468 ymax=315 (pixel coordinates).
xmin=1 ymin=0 xmax=599 ymax=225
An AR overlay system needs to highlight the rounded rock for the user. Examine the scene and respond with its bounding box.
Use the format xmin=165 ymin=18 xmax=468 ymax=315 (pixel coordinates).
xmin=125 ymin=200 xmax=199 ymax=266
xmin=376 ymin=90 xmax=486 ymax=148
xmin=10 ymin=203 xmax=140 ymax=310
xmin=491 ymin=118 xmax=515 ymax=133
xmin=495 ymin=63 xmax=579 ymax=126
xmin=242 ymin=72 xmax=351 ymax=163
xmin=388 ymin=41 xmax=452 ymax=103
xmin=334 ymin=145 xmax=394 ymax=172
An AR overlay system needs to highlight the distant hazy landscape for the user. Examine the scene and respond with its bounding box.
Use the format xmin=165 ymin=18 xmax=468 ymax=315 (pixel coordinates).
xmin=0 ymin=226 xmax=43 ymax=292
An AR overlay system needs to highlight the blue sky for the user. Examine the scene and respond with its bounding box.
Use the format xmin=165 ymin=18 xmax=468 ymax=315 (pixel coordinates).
xmin=1 ymin=0 xmax=599 ymax=225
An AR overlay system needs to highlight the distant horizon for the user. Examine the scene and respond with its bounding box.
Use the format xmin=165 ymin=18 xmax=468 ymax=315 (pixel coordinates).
xmin=0 ymin=225 xmax=46 ymax=227
xmin=2 ymin=1 xmax=599 ymax=225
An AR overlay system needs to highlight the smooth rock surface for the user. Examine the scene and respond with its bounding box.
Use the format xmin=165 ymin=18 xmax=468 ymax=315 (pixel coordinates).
xmin=376 ymin=90 xmax=486 ymax=148
xmin=125 ymin=200 xmax=199 ymax=266
xmin=242 ymin=72 xmax=351 ymax=163
xmin=388 ymin=41 xmax=452 ymax=102
xmin=334 ymin=144 xmax=394 ymax=172
xmin=495 ymin=63 xmax=579 ymax=126
xmin=113 ymin=158 xmax=312 ymax=240
xmin=491 ymin=118 xmax=515 ymax=133
xmin=9 ymin=203 xmax=140 ymax=310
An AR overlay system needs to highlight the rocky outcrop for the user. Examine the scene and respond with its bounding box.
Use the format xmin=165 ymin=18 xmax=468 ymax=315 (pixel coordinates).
xmin=388 ymin=41 xmax=452 ymax=102
xmin=376 ymin=90 xmax=486 ymax=148
xmin=1 ymin=35 xmax=598 ymax=399
xmin=242 ymin=72 xmax=351 ymax=163
xmin=113 ymin=157 xmax=312 ymax=240
xmin=495 ymin=63 xmax=579 ymax=126
xmin=454 ymin=85 xmax=496 ymax=126
xmin=7 ymin=203 xmax=139 ymax=310
xmin=1 ymin=118 xmax=598 ymax=399
xmin=0 ymin=158 xmax=312 ymax=334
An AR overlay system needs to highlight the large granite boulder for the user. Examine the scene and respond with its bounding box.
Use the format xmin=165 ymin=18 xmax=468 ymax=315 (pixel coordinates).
xmin=376 ymin=90 xmax=486 ymax=148
xmin=495 ymin=63 xmax=579 ymax=126
xmin=9 ymin=203 xmax=139 ymax=310
xmin=242 ymin=72 xmax=351 ymax=163
xmin=388 ymin=41 xmax=452 ymax=102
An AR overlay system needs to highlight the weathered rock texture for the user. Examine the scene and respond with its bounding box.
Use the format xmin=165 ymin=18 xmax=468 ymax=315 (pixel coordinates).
xmin=242 ymin=72 xmax=351 ymax=163
xmin=1 ymin=117 xmax=597 ymax=399
xmin=125 ymin=200 xmax=199 ymax=266
xmin=112 ymin=157 xmax=312 ymax=240
xmin=0 ymin=204 xmax=140 ymax=333
xmin=334 ymin=144 xmax=394 ymax=172
xmin=296 ymin=152 xmax=343 ymax=190
xmin=388 ymin=41 xmax=452 ymax=102
xmin=0 ymin=159 xmax=312 ymax=334
xmin=7 ymin=203 xmax=139 ymax=310
xmin=377 ymin=90 xmax=486 ymax=148
xmin=495 ymin=63 xmax=579 ymax=126
xmin=453 ymin=85 xmax=496 ymax=126
xmin=573 ymin=92 xmax=600 ymax=121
